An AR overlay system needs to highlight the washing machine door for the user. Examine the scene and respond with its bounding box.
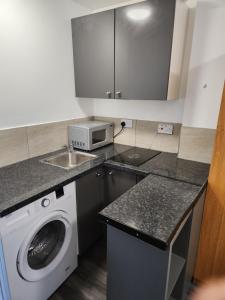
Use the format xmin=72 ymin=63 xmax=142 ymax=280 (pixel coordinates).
xmin=17 ymin=211 xmax=73 ymax=282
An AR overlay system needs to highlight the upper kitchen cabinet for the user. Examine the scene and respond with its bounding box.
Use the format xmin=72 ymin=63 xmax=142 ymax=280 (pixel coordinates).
xmin=71 ymin=10 xmax=115 ymax=99
xmin=71 ymin=0 xmax=188 ymax=100
xmin=115 ymin=0 xmax=183 ymax=100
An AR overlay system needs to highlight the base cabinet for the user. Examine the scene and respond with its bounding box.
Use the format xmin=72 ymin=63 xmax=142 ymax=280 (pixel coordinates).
xmin=104 ymin=168 xmax=143 ymax=205
xmin=107 ymin=213 xmax=194 ymax=300
xmin=76 ymin=168 xmax=105 ymax=255
xmin=76 ymin=166 xmax=145 ymax=255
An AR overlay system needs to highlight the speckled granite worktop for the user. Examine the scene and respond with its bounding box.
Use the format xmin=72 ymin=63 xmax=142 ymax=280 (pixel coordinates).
xmin=0 ymin=144 xmax=131 ymax=216
xmin=105 ymin=152 xmax=210 ymax=187
xmin=99 ymin=174 xmax=204 ymax=249
xmin=0 ymin=142 xmax=209 ymax=240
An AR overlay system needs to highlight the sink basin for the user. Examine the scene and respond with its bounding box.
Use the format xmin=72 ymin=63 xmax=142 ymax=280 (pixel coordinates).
xmin=41 ymin=151 xmax=97 ymax=170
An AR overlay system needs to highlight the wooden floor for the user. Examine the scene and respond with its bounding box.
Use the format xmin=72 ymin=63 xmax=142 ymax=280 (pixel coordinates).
xmin=49 ymin=239 xmax=107 ymax=300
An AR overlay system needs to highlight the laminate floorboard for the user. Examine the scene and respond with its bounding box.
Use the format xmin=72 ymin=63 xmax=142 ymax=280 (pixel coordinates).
xmin=49 ymin=239 xmax=107 ymax=300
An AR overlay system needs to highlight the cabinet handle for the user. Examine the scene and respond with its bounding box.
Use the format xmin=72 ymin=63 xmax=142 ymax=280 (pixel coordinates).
xmin=116 ymin=91 xmax=122 ymax=99
xmin=96 ymin=172 xmax=103 ymax=177
xmin=105 ymin=91 xmax=112 ymax=99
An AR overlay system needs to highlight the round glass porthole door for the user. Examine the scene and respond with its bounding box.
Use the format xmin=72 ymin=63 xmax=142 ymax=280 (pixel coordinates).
xmin=27 ymin=220 xmax=65 ymax=270
xmin=17 ymin=213 xmax=72 ymax=282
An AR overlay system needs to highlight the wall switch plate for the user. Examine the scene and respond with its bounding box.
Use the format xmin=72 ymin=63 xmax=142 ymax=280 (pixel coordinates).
xmin=121 ymin=119 xmax=133 ymax=128
xmin=158 ymin=123 xmax=174 ymax=135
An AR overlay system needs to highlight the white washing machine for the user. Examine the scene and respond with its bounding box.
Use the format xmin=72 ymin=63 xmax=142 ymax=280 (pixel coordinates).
xmin=0 ymin=182 xmax=78 ymax=300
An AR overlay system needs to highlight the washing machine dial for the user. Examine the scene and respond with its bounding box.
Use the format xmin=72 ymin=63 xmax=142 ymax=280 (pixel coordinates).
xmin=41 ymin=198 xmax=50 ymax=208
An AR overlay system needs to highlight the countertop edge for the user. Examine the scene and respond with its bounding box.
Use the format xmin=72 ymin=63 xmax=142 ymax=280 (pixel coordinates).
xmin=0 ymin=164 xmax=103 ymax=217
xmin=99 ymin=180 xmax=207 ymax=250
xmin=98 ymin=214 xmax=168 ymax=250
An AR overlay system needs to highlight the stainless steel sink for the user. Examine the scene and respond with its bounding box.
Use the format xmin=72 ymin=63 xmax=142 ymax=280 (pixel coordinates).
xmin=41 ymin=151 xmax=97 ymax=170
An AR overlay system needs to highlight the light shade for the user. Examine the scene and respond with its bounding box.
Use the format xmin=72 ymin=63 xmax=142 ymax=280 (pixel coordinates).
xmin=127 ymin=8 xmax=151 ymax=21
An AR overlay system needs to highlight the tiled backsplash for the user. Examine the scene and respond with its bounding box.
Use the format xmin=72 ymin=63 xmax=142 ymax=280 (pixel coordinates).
xmin=0 ymin=117 xmax=90 ymax=168
xmin=0 ymin=128 xmax=29 ymax=167
xmin=94 ymin=116 xmax=216 ymax=164
xmin=178 ymin=126 xmax=216 ymax=164
xmin=0 ymin=116 xmax=216 ymax=168
xmin=94 ymin=116 xmax=181 ymax=153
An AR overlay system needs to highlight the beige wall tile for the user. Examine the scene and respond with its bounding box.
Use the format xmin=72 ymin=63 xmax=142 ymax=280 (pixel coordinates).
xmin=27 ymin=122 xmax=68 ymax=157
xmin=95 ymin=116 xmax=181 ymax=151
xmin=0 ymin=128 xmax=29 ymax=167
xmin=151 ymin=123 xmax=181 ymax=153
xmin=136 ymin=120 xmax=181 ymax=153
xmin=27 ymin=117 xmax=90 ymax=157
xmin=94 ymin=116 xmax=136 ymax=146
xmin=0 ymin=117 xmax=216 ymax=167
xmin=178 ymin=126 xmax=216 ymax=163
xmin=135 ymin=121 xmax=158 ymax=149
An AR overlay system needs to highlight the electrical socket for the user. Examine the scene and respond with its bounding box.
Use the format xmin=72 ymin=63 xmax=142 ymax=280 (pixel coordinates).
xmin=121 ymin=119 xmax=133 ymax=128
xmin=158 ymin=123 xmax=174 ymax=135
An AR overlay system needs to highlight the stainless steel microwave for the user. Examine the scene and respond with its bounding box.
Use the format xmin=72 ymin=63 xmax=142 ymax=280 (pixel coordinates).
xmin=68 ymin=121 xmax=114 ymax=151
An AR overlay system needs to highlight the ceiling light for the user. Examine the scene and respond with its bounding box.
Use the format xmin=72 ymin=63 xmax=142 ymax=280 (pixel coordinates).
xmin=127 ymin=8 xmax=151 ymax=21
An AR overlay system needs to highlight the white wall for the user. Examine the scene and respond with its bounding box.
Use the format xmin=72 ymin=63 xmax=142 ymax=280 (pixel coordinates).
xmin=0 ymin=0 xmax=92 ymax=129
xmin=1 ymin=0 xmax=224 ymax=130
xmin=182 ymin=1 xmax=225 ymax=129
xmin=93 ymin=98 xmax=185 ymax=123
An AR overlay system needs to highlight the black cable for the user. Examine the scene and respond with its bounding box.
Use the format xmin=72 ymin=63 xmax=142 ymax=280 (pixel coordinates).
xmin=113 ymin=122 xmax=126 ymax=139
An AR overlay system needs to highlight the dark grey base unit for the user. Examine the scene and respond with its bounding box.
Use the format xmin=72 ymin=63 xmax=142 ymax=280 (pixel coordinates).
xmin=76 ymin=168 xmax=105 ymax=255
xmin=106 ymin=210 xmax=199 ymax=300
xmin=104 ymin=167 xmax=144 ymax=205
xmin=76 ymin=167 xmax=145 ymax=255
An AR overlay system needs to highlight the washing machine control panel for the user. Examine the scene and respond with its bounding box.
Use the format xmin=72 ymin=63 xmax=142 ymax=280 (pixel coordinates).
xmin=41 ymin=198 xmax=51 ymax=208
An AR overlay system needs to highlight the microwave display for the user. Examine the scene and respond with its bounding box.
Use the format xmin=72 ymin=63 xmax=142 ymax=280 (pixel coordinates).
xmin=92 ymin=129 xmax=106 ymax=144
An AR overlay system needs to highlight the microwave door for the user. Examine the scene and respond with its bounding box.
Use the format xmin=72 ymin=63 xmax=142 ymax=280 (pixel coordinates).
xmin=91 ymin=129 xmax=107 ymax=147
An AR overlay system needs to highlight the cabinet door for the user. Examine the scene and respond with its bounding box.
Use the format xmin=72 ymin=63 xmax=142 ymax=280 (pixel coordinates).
xmin=115 ymin=0 xmax=176 ymax=100
xmin=76 ymin=168 xmax=104 ymax=255
xmin=72 ymin=10 xmax=114 ymax=99
xmin=105 ymin=168 xmax=137 ymax=205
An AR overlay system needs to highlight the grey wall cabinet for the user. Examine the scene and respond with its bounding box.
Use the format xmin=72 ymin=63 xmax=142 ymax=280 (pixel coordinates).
xmin=115 ymin=1 xmax=174 ymax=100
xmin=71 ymin=10 xmax=115 ymax=99
xmin=76 ymin=168 xmax=105 ymax=255
xmin=71 ymin=0 xmax=188 ymax=100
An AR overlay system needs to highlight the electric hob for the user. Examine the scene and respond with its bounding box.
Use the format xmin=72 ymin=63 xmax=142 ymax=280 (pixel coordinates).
xmin=111 ymin=147 xmax=161 ymax=167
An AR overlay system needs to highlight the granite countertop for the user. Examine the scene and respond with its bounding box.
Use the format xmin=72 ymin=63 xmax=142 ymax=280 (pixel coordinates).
xmin=139 ymin=152 xmax=210 ymax=186
xmin=105 ymin=152 xmax=210 ymax=187
xmin=0 ymin=142 xmax=209 ymax=245
xmin=0 ymin=144 xmax=131 ymax=216
xmin=99 ymin=174 xmax=203 ymax=249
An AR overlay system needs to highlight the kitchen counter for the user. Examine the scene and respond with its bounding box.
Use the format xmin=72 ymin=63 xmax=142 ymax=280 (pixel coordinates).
xmin=105 ymin=152 xmax=210 ymax=187
xmin=0 ymin=144 xmax=131 ymax=216
xmin=140 ymin=152 xmax=210 ymax=186
xmin=0 ymin=144 xmax=209 ymax=219
xmin=99 ymin=174 xmax=203 ymax=249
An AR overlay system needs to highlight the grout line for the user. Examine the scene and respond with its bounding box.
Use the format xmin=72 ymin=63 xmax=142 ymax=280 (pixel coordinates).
xmin=134 ymin=120 xmax=137 ymax=147
xmin=25 ymin=127 xmax=31 ymax=158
